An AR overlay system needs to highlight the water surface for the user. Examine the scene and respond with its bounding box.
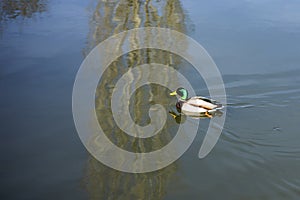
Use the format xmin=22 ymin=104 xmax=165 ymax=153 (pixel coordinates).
xmin=1 ymin=0 xmax=300 ymax=199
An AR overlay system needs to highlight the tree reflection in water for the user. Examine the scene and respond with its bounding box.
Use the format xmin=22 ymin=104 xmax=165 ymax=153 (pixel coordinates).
xmin=0 ymin=0 xmax=47 ymax=20
xmin=0 ymin=0 xmax=47 ymax=33
xmin=83 ymin=0 xmax=193 ymax=199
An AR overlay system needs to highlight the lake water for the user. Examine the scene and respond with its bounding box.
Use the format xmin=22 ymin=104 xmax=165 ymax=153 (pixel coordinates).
xmin=1 ymin=0 xmax=300 ymax=199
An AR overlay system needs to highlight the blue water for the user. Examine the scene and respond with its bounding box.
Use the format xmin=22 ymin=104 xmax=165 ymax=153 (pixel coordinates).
xmin=1 ymin=0 xmax=300 ymax=199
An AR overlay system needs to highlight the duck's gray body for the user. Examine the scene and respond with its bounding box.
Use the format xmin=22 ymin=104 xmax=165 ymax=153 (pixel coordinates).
xmin=177 ymin=96 xmax=223 ymax=116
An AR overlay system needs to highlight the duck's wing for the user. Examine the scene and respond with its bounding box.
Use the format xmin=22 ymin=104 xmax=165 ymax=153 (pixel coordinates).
xmin=187 ymin=96 xmax=221 ymax=110
xmin=182 ymin=103 xmax=208 ymax=114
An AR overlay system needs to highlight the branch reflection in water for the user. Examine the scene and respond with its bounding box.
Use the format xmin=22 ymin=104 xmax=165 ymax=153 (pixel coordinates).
xmin=0 ymin=0 xmax=48 ymax=33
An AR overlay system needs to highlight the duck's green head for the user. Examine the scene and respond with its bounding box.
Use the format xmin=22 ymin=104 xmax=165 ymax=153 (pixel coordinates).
xmin=170 ymin=87 xmax=188 ymax=100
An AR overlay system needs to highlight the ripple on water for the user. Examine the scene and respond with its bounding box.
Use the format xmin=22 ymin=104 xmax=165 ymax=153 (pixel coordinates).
xmin=218 ymin=70 xmax=300 ymax=191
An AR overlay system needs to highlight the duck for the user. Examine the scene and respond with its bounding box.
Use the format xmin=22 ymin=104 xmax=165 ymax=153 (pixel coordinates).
xmin=170 ymin=87 xmax=223 ymax=118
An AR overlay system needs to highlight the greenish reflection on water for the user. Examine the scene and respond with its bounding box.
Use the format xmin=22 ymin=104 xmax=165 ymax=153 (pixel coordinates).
xmin=83 ymin=0 xmax=191 ymax=198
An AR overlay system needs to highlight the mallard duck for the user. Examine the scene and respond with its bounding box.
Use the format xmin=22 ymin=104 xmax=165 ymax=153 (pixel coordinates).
xmin=170 ymin=87 xmax=223 ymax=118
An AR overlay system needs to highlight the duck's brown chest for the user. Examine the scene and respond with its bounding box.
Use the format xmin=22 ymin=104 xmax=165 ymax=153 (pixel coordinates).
xmin=176 ymin=101 xmax=183 ymax=112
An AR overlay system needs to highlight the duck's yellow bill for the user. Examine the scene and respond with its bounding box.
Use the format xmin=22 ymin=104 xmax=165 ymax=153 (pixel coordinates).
xmin=170 ymin=91 xmax=177 ymax=96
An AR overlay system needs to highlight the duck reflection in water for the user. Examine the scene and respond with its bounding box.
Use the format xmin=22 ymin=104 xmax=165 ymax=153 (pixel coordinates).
xmin=169 ymin=109 xmax=223 ymax=124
